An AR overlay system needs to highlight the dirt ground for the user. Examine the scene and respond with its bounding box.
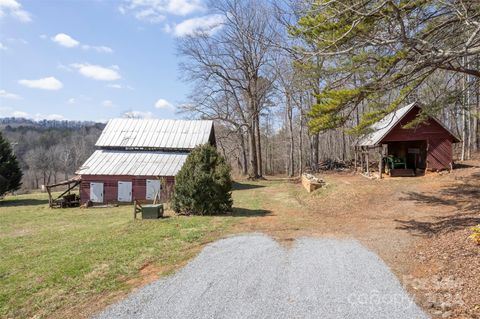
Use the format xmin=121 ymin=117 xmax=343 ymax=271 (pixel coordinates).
xmin=229 ymin=159 xmax=480 ymax=319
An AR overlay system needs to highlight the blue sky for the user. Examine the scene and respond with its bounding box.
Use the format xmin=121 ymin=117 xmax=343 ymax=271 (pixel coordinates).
xmin=0 ymin=0 xmax=223 ymax=122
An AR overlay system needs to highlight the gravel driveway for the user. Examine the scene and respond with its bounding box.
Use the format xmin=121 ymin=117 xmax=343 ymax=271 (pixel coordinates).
xmin=95 ymin=234 xmax=428 ymax=319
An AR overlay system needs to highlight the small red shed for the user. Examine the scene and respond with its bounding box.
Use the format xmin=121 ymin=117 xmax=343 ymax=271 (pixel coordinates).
xmin=76 ymin=119 xmax=215 ymax=204
xmin=355 ymin=102 xmax=460 ymax=175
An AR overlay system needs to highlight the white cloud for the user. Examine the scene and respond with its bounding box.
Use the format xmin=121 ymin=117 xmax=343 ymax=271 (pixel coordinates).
xmin=67 ymin=98 xmax=76 ymax=104
xmin=119 ymin=0 xmax=204 ymax=23
xmin=135 ymin=8 xmax=165 ymax=23
xmin=173 ymin=14 xmax=225 ymax=37
xmin=0 ymin=42 xmax=6 ymax=50
xmin=6 ymin=37 xmax=27 ymax=44
xmin=71 ymin=63 xmax=121 ymax=81
xmin=122 ymin=110 xmax=155 ymax=118
xmin=81 ymin=44 xmax=114 ymax=53
xmin=102 ymin=99 xmax=114 ymax=107
xmin=0 ymin=107 xmax=65 ymax=120
xmin=107 ymin=83 xmax=134 ymax=90
xmin=57 ymin=63 xmax=73 ymax=72
xmin=18 ymin=77 xmax=63 ymax=90
xmin=167 ymin=0 xmax=203 ymax=15
xmin=11 ymin=8 xmax=30 ymax=22
xmin=0 ymin=89 xmax=22 ymax=99
xmin=0 ymin=0 xmax=31 ymax=23
xmin=12 ymin=110 xmax=28 ymax=117
xmin=154 ymin=98 xmax=173 ymax=109
xmin=51 ymin=33 xmax=79 ymax=48
xmin=51 ymin=33 xmax=113 ymax=53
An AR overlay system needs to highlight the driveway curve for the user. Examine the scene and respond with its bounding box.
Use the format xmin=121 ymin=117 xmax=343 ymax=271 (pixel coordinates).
xmin=94 ymin=234 xmax=428 ymax=319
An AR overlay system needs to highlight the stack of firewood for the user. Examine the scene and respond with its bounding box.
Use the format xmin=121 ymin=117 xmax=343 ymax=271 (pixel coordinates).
xmin=301 ymin=173 xmax=325 ymax=193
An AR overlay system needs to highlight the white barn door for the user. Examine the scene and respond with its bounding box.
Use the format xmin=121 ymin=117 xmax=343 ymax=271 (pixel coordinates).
xmin=118 ymin=181 xmax=132 ymax=202
xmin=146 ymin=179 xmax=161 ymax=200
xmin=90 ymin=182 xmax=104 ymax=203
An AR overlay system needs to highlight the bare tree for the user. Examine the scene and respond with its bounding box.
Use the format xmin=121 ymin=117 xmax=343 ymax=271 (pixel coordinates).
xmin=178 ymin=0 xmax=277 ymax=179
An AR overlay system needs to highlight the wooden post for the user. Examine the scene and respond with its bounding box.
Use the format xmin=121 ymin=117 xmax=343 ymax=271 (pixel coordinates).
xmin=46 ymin=186 xmax=52 ymax=208
xmin=366 ymin=148 xmax=370 ymax=176
xmin=133 ymin=199 xmax=137 ymax=219
xmin=354 ymin=146 xmax=358 ymax=172
xmin=360 ymin=147 xmax=364 ymax=173
xmin=378 ymin=146 xmax=383 ymax=179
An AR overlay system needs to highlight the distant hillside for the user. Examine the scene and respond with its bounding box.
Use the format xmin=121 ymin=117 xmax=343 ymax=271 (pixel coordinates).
xmin=0 ymin=117 xmax=103 ymax=130
xmin=0 ymin=117 xmax=105 ymax=190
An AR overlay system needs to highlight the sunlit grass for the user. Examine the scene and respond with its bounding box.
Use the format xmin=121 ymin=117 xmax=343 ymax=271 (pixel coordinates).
xmin=0 ymin=192 xmax=241 ymax=318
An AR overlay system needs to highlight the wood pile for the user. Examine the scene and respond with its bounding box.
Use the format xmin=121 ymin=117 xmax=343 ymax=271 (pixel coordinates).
xmin=301 ymin=173 xmax=325 ymax=193
xmin=318 ymin=159 xmax=352 ymax=171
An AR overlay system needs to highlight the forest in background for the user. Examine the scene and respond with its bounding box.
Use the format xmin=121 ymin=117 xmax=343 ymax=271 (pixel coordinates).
xmin=178 ymin=0 xmax=480 ymax=177
xmin=1 ymin=119 xmax=103 ymax=190
xmin=2 ymin=0 xmax=480 ymax=188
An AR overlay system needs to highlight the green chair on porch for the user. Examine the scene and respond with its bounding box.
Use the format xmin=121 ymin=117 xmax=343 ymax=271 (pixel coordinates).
xmin=384 ymin=155 xmax=407 ymax=171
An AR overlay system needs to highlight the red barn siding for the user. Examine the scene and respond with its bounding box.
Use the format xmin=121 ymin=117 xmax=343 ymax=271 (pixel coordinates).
xmin=427 ymin=138 xmax=452 ymax=170
xmin=80 ymin=175 xmax=175 ymax=204
xmin=380 ymin=106 xmax=456 ymax=171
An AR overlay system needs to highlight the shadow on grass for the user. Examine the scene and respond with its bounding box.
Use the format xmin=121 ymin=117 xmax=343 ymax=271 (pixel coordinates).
xmin=230 ymin=207 xmax=271 ymax=217
xmin=232 ymin=182 xmax=266 ymax=191
xmin=396 ymin=171 xmax=480 ymax=236
xmin=0 ymin=198 xmax=49 ymax=207
xmin=173 ymin=208 xmax=271 ymax=217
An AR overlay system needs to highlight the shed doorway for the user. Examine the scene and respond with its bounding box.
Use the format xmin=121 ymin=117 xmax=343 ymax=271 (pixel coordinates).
xmin=385 ymin=140 xmax=427 ymax=176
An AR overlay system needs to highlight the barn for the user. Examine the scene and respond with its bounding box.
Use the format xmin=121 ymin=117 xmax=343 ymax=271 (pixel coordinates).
xmin=354 ymin=102 xmax=460 ymax=176
xmin=76 ymin=119 xmax=215 ymax=204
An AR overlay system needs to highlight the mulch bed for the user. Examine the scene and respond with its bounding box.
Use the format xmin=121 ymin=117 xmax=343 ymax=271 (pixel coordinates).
xmin=408 ymin=227 xmax=480 ymax=319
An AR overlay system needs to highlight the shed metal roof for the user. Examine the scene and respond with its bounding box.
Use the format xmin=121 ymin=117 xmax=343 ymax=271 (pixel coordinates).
xmin=76 ymin=150 xmax=188 ymax=176
xmin=355 ymin=103 xmax=416 ymax=147
xmin=355 ymin=102 xmax=460 ymax=147
xmin=95 ymin=119 xmax=214 ymax=149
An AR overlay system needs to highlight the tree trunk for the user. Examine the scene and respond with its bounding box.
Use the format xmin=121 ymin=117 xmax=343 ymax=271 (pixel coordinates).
xmin=474 ymin=64 xmax=479 ymax=151
xmin=239 ymin=131 xmax=248 ymax=176
xmin=310 ymin=133 xmax=319 ymax=172
xmin=299 ymin=109 xmax=304 ymax=176
xmin=286 ymin=93 xmax=294 ymax=177
xmin=255 ymin=112 xmax=263 ymax=177
xmin=461 ymin=57 xmax=467 ymax=161
xmin=248 ymin=124 xmax=258 ymax=178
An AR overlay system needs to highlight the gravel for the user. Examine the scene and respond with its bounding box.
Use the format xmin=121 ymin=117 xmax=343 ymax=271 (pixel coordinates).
xmin=94 ymin=234 xmax=428 ymax=319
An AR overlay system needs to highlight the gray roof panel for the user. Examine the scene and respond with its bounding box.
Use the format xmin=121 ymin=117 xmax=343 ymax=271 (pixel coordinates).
xmin=355 ymin=103 xmax=416 ymax=147
xmin=354 ymin=102 xmax=460 ymax=147
xmin=76 ymin=150 xmax=189 ymax=176
xmin=95 ymin=119 xmax=213 ymax=150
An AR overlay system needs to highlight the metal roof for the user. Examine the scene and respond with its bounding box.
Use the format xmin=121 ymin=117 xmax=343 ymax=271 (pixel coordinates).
xmin=355 ymin=103 xmax=417 ymax=147
xmin=95 ymin=119 xmax=214 ymax=150
xmin=76 ymin=150 xmax=188 ymax=176
xmin=355 ymin=102 xmax=460 ymax=147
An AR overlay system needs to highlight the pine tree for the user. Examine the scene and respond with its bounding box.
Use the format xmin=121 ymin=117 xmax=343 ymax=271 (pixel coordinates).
xmin=290 ymin=0 xmax=480 ymax=133
xmin=172 ymin=144 xmax=233 ymax=215
xmin=0 ymin=132 xmax=22 ymax=197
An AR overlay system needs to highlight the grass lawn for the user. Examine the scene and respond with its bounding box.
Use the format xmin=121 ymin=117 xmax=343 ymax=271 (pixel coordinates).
xmin=0 ymin=184 xmax=266 ymax=319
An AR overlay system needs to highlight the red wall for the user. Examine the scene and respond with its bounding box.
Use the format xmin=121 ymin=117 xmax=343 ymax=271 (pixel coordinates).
xmin=382 ymin=106 xmax=456 ymax=170
xmin=427 ymin=138 xmax=453 ymax=171
xmin=80 ymin=175 xmax=175 ymax=204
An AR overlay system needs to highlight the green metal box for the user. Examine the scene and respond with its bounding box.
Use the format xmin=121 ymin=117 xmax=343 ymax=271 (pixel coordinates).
xmin=141 ymin=204 xmax=164 ymax=219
